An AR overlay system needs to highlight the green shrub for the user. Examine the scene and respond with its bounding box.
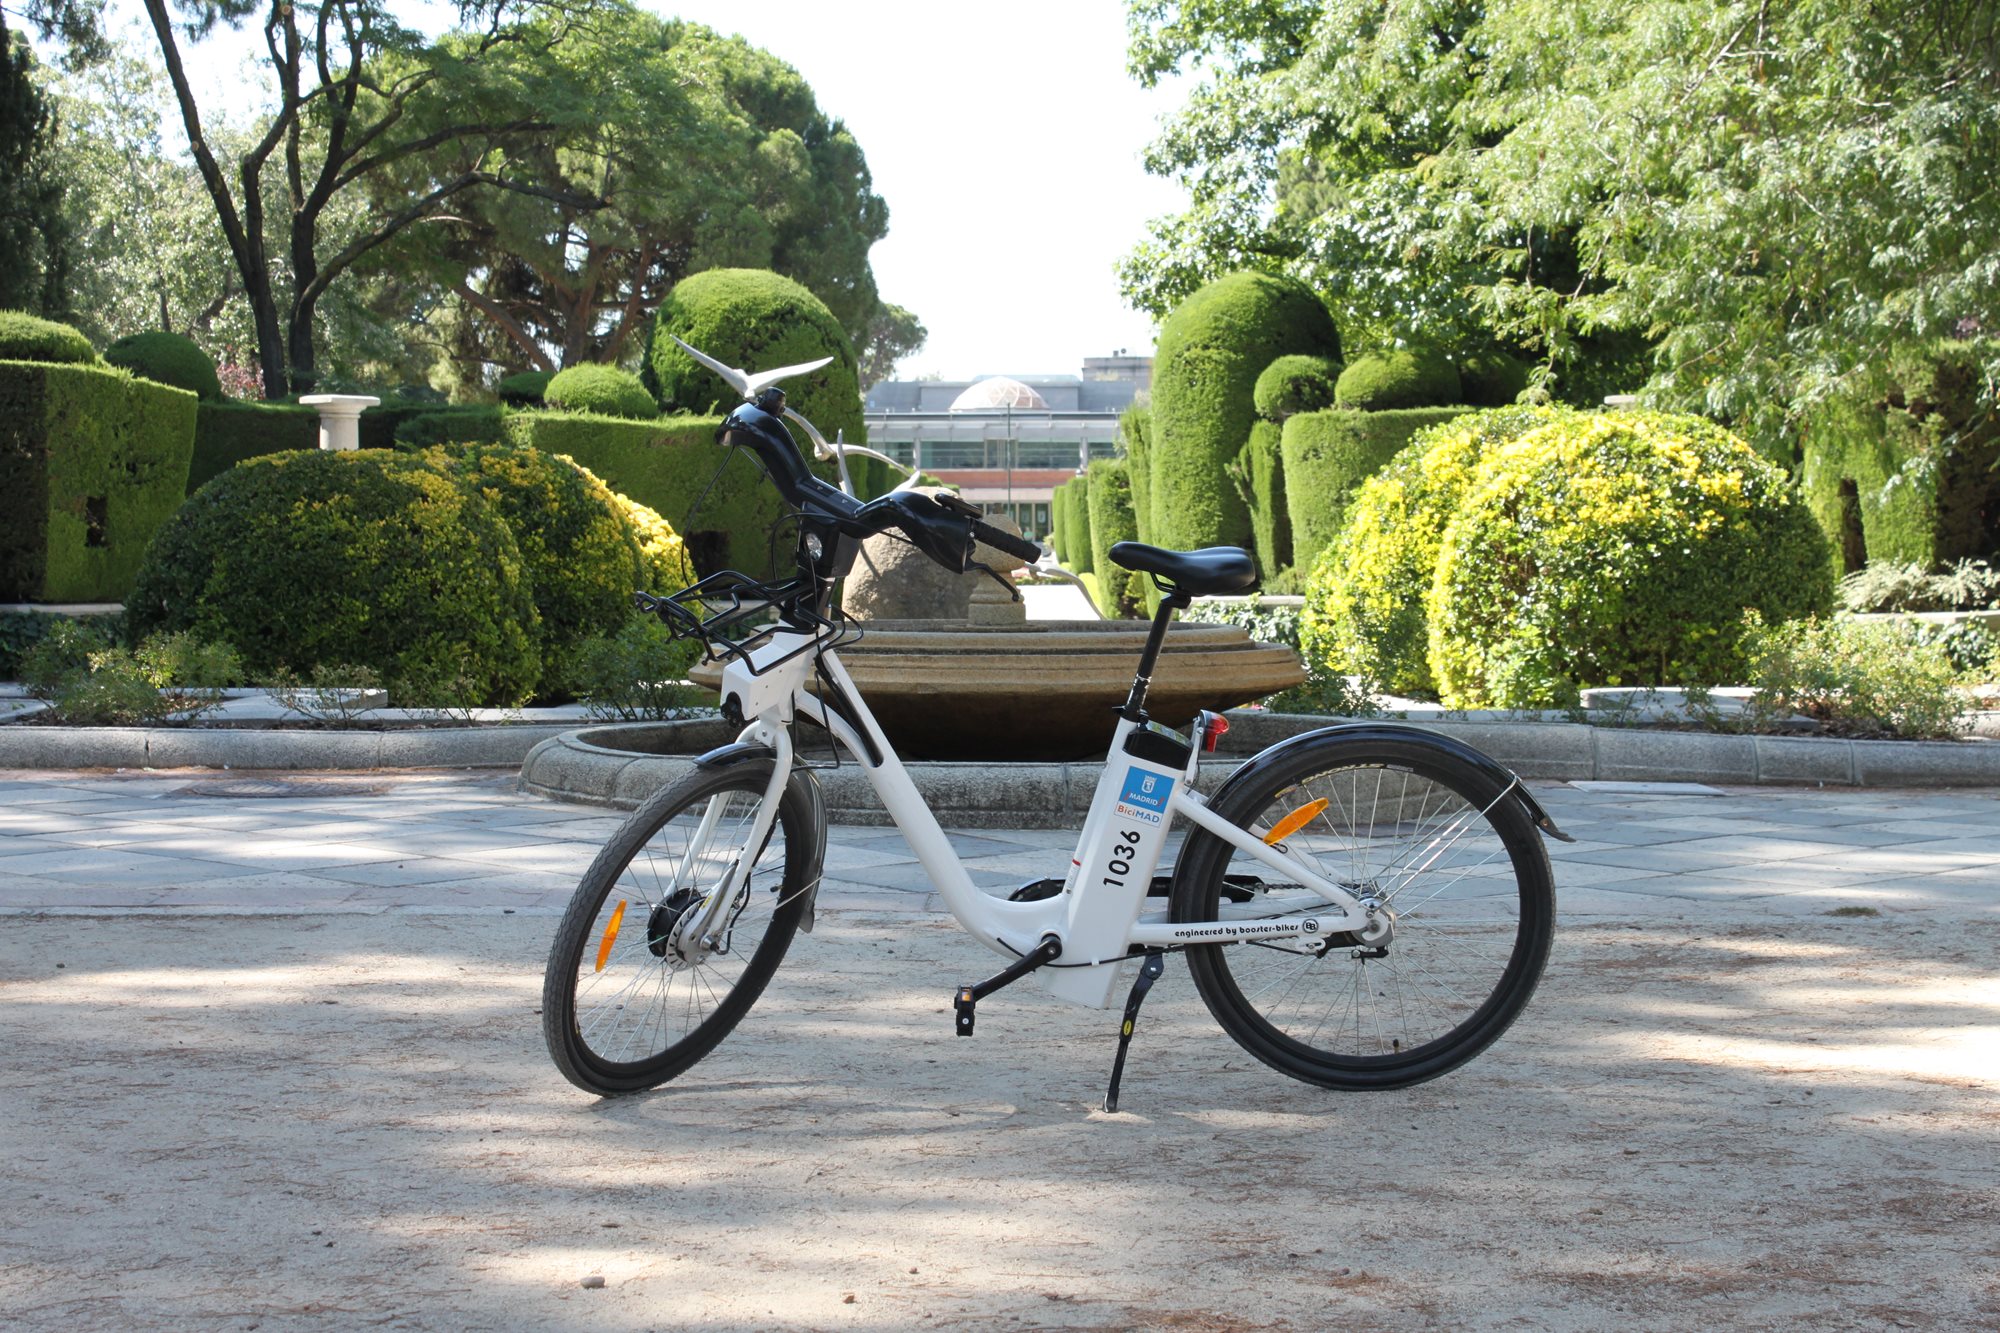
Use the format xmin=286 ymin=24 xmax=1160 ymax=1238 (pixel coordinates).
xmin=103 ymin=331 xmax=223 ymax=401
xmin=1 ymin=608 xmax=123 ymax=677
xmin=1150 ymin=271 xmax=1341 ymax=552
xmin=645 ymin=268 xmax=864 ymax=448
xmin=569 ymin=459 xmax=695 ymax=593
xmin=1281 ymin=405 xmax=1474 ymax=574
xmin=1302 ymin=406 xmax=1570 ymax=697
xmin=497 ymin=370 xmax=553 ymax=406
xmin=188 ymin=401 xmax=318 ymax=493
xmin=1231 ymin=421 xmax=1291 ymax=579
xmin=1334 ymin=349 xmax=1461 ymax=411
xmin=1050 ymin=477 xmax=1071 ymax=562
xmin=0 ymin=362 xmax=197 ymax=602
xmin=434 ymin=442 xmax=655 ymax=696
xmin=354 ymin=404 xmax=496 ymax=452
xmin=1457 ymin=350 xmax=1531 ymax=407
xmin=0 ymin=310 xmax=96 ymax=364
xmin=1119 ymin=403 xmax=1154 ymax=544
xmin=1839 ymin=558 xmax=2000 ymax=613
xmin=23 ymin=620 xmax=242 ymax=724
xmin=1085 ymin=459 xmax=1146 ymax=617
xmin=264 ymin=663 xmax=384 ymax=725
xmin=1065 ymin=471 xmax=1094 ymax=574
xmin=500 ymin=412 xmax=773 ymax=577
xmin=1181 ymin=594 xmax=1302 ymax=650
xmin=1254 ymin=355 xmax=1343 ymax=421
xmin=126 ymin=449 xmax=540 ymax=705
xmin=569 ymin=617 xmax=705 ymax=721
xmin=545 ymin=364 xmax=658 ymax=420
xmin=1429 ymin=411 xmax=1834 ymax=708
xmin=394 ymin=406 xmax=506 ymax=450
xmin=1737 ymin=614 xmax=1969 ymax=739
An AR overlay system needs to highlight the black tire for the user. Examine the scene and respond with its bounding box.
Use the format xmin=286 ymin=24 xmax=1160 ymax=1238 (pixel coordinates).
xmin=542 ymin=760 xmax=815 ymax=1096
xmin=1170 ymin=733 xmax=1554 ymax=1090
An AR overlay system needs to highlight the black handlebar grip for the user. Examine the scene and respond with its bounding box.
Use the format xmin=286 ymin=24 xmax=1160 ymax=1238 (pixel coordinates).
xmin=972 ymin=521 xmax=1042 ymax=565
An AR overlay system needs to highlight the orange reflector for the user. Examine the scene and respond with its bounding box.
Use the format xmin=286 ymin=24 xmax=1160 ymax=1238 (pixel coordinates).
xmin=594 ymin=899 xmax=628 ymax=973
xmin=1262 ymin=798 xmax=1328 ymax=845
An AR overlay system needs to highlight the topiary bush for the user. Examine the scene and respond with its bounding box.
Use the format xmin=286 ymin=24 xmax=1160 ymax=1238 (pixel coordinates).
xmin=187 ymin=401 xmax=318 ymax=493
xmin=1118 ymin=402 xmax=1154 ymax=545
xmin=126 ymin=449 xmax=540 ymax=705
xmin=1301 ymin=406 xmax=1571 ymax=696
xmin=1064 ymin=471 xmax=1094 ymax=574
xmin=1254 ymin=354 xmax=1343 ymax=422
xmin=1334 ymin=348 xmax=1460 ymax=411
xmin=1085 ymin=458 xmax=1147 ymax=618
xmin=544 ymin=364 xmax=658 ymax=420
xmin=1232 ymin=421 xmax=1291 ymax=579
xmin=0 ymin=310 xmax=97 ymax=364
xmin=1457 ymin=350 xmax=1531 ymax=407
xmin=103 ymin=331 xmax=223 ymax=401
xmin=645 ymin=268 xmax=864 ymax=447
xmin=497 ymin=370 xmax=553 ymax=407
xmin=1428 ymin=411 xmax=1835 ymax=708
xmin=1149 ymin=271 xmax=1341 ymax=552
xmin=1280 ymin=406 xmax=1474 ymax=573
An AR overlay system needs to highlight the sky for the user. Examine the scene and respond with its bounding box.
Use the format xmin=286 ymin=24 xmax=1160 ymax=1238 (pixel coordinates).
xmin=70 ymin=0 xmax=1192 ymax=382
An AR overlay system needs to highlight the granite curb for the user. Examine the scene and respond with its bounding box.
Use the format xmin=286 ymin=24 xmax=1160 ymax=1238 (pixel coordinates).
xmin=0 ymin=723 xmax=573 ymax=771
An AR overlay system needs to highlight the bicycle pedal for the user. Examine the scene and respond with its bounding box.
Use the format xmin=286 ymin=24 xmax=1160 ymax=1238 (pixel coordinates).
xmin=953 ymin=986 xmax=976 ymax=1036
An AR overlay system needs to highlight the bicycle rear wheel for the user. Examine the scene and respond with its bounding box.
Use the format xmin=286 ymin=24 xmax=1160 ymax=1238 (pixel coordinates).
xmin=542 ymin=760 xmax=816 ymax=1096
xmin=1170 ymin=733 xmax=1554 ymax=1090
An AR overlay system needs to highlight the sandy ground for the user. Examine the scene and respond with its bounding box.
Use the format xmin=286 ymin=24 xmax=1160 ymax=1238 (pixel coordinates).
xmin=1 ymin=907 xmax=1996 ymax=1331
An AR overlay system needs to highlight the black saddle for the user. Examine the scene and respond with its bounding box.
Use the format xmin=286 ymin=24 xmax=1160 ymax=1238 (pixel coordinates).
xmin=1108 ymin=541 xmax=1258 ymax=597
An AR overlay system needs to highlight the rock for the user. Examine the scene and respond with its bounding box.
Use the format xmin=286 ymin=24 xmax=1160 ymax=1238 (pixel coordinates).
xmin=580 ymin=1274 xmax=606 ymax=1289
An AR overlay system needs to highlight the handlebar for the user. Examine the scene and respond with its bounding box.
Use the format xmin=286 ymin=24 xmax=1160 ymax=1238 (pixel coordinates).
xmin=972 ymin=521 xmax=1042 ymax=565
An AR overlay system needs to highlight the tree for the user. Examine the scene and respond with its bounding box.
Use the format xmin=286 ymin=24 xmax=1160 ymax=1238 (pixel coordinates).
xmin=858 ymin=302 xmax=925 ymax=390
xmin=0 ymin=11 xmax=67 ymax=314
xmin=363 ymin=8 xmax=892 ymax=382
xmin=137 ymin=0 xmax=608 ymax=396
xmin=1122 ymin=0 xmax=2000 ymax=447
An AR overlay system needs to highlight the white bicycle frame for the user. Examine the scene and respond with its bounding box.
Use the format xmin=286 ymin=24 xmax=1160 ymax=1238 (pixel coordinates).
xmin=698 ymin=628 xmax=1381 ymax=1011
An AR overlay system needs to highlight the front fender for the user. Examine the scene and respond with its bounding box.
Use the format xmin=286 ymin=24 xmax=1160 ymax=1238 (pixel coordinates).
xmin=691 ymin=741 xmax=829 ymax=930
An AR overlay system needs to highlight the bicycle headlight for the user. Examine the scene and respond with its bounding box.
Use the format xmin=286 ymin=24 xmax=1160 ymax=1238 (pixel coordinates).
xmin=804 ymin=532 xmax=824 ymax=561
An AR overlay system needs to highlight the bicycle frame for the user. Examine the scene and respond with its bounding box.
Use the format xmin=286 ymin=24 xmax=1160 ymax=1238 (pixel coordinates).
xmin=707 ymin=629 xmax=1376 ymax=1011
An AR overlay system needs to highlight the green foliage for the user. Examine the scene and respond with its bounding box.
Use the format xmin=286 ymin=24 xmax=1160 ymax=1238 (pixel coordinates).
xmin=126 ymin=449 xmax=541 ymax=705
xmin=1302 ymin=406 xmax=1568 ymax=698
xmin=1429 ymin=411 xmax=1835 ymax=708
xmin=859 ymin=304 xmax=927 ymax=392
xmin=263 ymin=663 xmax=384 ymax=725
xmin=0 ymin=309 xmax=94 ymax=364
xmin=568 ymin=617 xmax=705 ymax=720
xmin=103 ymin=331 xmax=222 ymax=401
xmin=356 ymin=404 xmax=491 ymax=453
xmin=0 ymin=360 xmax=197 ymax=602
xmin=187 ymin=402 xmax=318 ymax=493
xmin=500 ymin=411 xmax=775 ymax=576
xmin=1181 ymin=594 xmax=1302 ymax=650
xmin=1150 ymin=270 xmax=1341 ymax=552
xmin=1458 ymin=351 xmax=1531 ymax=407
xmin=1839 ymin=559 xmax=2000 ymax=614
xmin=1118 ymin=402 xmax=1155 ymax=545
xmin=1085 ymin=459 xmax=1147 ymax=618
xmin=645 ymin=268 xmax=864 ymax=447
xmin=1121 ymin=0 xmax=2000 ymax=454
xmin=434 ymin=442 xmax=653 ymax=696
xmin=0 ymin=608 xmax=123 ymax=678
xmin=1334 ymin=350 xmax=1460 ymax=411
xmin=393 ymin=406 xmax=507 ymax=450
xmin=1049 ymin=477 xmax=1070 ymax=562
xmin=545 ymin=365 xmax=659 ymax=421
xmin=497 ymin=371 xmax=552 ymax=406
xmin=1281 ymin=405 xmax=1473 ymax=575
xmin=1062 ymin=471 xmax=1094 ymax=574
xmin=0 ymin=25 xmax=64 ymax=317
xmin=1737 ymin=615 xmax=1969 ymax=739
xmin=1231 ymin=420 xmax=1290 ymax=579
xmin=1253 ymin=354 xmax=1342 ymax=421
xmin=23 ymin=620 xmax=242 ymax=724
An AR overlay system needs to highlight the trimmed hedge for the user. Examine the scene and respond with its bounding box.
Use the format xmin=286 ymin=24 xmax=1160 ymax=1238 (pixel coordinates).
xmin=1119 ymin=402 xmax=1154 ymax=545
xmin=645 ymin=268 xmax=864 ymax=448
xmin=1236 ymin=421 xmax=1290 ymax=579
xmin=104 ymin=331 xmax=223 ymax=401
xmin=546 ymin=364 xmax=658 ymax=420
xmin=1063 ymin=471 xmax=1094 ymax=574
xmin=0 ymin=361 xmax=197 ymax=602
xmin=1281 ymin=406 xmax=1474 ymax=573
xmin=1149 ymin=271 xmax=1341 ymax=552
xmin=1050 ymin=477 xmax=1071 ymax=562
xmin=188 ymin=401 xmax=318 ymax=493
xmin=497 ymin=370 xmax=552 ymax=406
xmin=1302 ymin=406 xmax=1570 ymax=696
xmin=394 ymin=406 xmax=506 ymax=450
xmin=1430 ymin=411 xmax=1834 ymax=708
xmin=1457 ymin=350 xmax=1531 ymax=407
xmin=0 ymin=311 xmax=96 ymax=365
xmin=1085 ymin=458 xmax=1146 ymax=618
xmin=128 ymin=449 xmax=540 ymax=703
xmin=500 ymin=411 xmax=780 ymax=577
xmin=1254 ymin=354 xmax=1342 ymax=421
xmin=357 ymin=404 xmax=499 ymax=453
xmin=1334 ymin=349 xmax=1461 ymax=410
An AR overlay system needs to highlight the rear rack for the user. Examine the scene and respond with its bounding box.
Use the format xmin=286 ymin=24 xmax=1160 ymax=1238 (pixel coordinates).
xmin=636 ymin=570 xmax=856 ymax=677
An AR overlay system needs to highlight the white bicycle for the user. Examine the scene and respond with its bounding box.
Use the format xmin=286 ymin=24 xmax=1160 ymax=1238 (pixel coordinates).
xmin=542 ymin=343 xmax=1568 ymax=1109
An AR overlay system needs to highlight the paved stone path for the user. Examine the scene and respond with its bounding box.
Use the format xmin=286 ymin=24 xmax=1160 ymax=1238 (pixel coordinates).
xmin=1 ymin=768 xmax=1996 ymax=920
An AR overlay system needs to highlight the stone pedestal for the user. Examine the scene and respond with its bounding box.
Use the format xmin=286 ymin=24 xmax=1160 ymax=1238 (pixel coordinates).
xmin=298 ymin=394 xmax=381 ymax=451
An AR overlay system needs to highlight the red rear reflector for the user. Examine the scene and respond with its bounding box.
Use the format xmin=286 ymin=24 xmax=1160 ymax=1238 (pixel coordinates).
xmin=1201 ymin=711 xmax=1230 ymax=753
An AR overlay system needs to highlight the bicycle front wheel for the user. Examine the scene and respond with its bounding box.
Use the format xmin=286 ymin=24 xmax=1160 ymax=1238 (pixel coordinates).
xmin=1170 ymin=734 xmax=1554 ymax=1090
xmin=542 ymin=760 xmax=816 ymax=1096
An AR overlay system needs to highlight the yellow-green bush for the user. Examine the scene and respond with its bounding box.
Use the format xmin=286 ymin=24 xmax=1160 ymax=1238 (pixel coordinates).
xmin=127 ymin=449 xmax=540 ymax=705
xmin=1302 ymin=406 xmax=1569 ymax=696
xmin=1429 ymin=412 xmax=1834 ymax=707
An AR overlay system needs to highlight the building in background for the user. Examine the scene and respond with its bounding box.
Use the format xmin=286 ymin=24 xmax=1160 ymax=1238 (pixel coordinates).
xmin=863 ymin=355 xmax=1151 ymax=539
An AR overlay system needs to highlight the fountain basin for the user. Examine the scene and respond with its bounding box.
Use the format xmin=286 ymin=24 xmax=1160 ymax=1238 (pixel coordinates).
xmin=689 ymin=619 xmax=1304 ymax=761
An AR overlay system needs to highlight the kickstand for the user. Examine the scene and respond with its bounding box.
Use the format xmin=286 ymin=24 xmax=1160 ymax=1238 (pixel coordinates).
xmin=1103 ymin=950 xmax=1167 ymax=1113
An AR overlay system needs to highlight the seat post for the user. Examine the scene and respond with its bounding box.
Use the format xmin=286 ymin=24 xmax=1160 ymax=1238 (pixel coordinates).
xmin=1121 ymin=590 xmax=1189 ymax=722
